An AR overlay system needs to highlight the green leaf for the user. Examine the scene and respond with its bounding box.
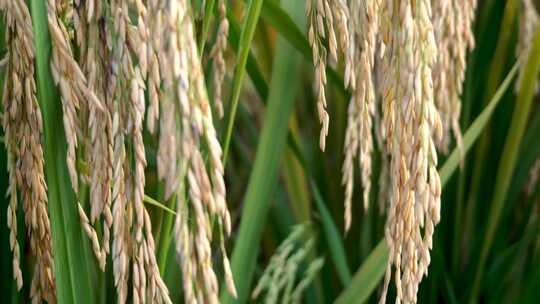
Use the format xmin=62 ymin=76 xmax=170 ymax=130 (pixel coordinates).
xmin=220 ymin=1 xmax=306 ymax=302
xmin=143 ymin=194 xmax=176 ymax=216
xmin=334 ymin=241 xmax=388 ymax=304
xmin=470 ymin=25 xmax=540 ymax=303
xmin=226 ymin=9 xmax=268 ymax=100
xmin=259 ymin=0 xmax=311 ymax=58
xmin=506 ymin=111 xmax=540 ymax=205
xmin=30 ymin=1 xmax=94 ymax=303
xmin=439 ymin=60 xmax=520 ymax=186
xmin=222 ymin=0 xmax=264 ymax=166
xmin=311 ymin=181 xmax=352 ymax=286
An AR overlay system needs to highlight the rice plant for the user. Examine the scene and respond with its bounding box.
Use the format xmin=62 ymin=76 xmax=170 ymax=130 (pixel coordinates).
xmin=0 ymin=0 xmax=539 ymax=303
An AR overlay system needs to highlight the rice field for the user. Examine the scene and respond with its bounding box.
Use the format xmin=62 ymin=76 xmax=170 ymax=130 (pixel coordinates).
xmin=0 ymin=0 xmax=539 ymax=303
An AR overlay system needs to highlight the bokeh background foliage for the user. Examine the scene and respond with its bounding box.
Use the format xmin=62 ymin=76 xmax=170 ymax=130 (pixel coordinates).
xmin=1 ymin=0 xmax=540 ymax=303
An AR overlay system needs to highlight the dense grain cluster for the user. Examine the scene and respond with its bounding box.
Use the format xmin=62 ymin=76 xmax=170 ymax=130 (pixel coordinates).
xmin=337 ymin=1 xmax=478 ymax=301
xmin=1 ymin=0 xmax=235 ymax=302
xmin=378 ymin=1 xmax=443 ymax=302
xmin=1 ymin=0 xmax=55 ymax=302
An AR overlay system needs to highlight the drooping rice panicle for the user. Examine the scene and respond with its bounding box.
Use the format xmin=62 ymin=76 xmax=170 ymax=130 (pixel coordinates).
xmin=154 ymin=1 xmax=235 ymax=302
xmin=73 ymin=0 xmax=114 ymax=270
xmin=342 ymin=0 xmax=379 ymax=232
xmin=307 ymin=0 xmax=350 ymax=151
xmin=1 ymin=0 xmax=56 ymax=301
xmin=108 ymin=0 xmax=129 ymax=300
xmin=146 ymin=0 xmax=163 ymax=134
xmin=432 ymin=0 xmax=478 ymax=153
xmin=46 ymin=0 xmax=103 ymax=193
xmin=108 ymin=0 xmax=171 ymax=302
xmin=111 ymin=109 xmax=129 ymax=304
xmin=378 ymin=0 xmax=442 ymax=303
xmin=209 ymin=0 xmax=229 ymax=118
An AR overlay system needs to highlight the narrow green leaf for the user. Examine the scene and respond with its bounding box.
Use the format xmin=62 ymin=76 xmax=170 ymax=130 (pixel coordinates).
xmin=459 ymin=0 xmax=519 ymax=271
xmin=506 ymin=111 xmax=540 ymax=205
xmin=156 ymin=194 xmax=177 ymax=275
xmin=226 ymin=9 xmax=268 ymax=99
xmin=470 ymin=25 xmax=540 ymax=303
xmin=311 ymin=181 xmax=352 ymax=286
xmin=143 ymin=194 xmax=176 ymax=216
xmin=439 ymin=60 xmax=520 ymax=185
xmin=222 ymin=0 xmax=264 ymax=165
xmin=30 ymin=1 xmax=94 ymax=303
xmin=334 ymin=241 xmax=388 ymax=304
xmin=220 ymin=1 xmax=305 ymax=302
xmin=259 ymin=1 xmax=311 ymax=58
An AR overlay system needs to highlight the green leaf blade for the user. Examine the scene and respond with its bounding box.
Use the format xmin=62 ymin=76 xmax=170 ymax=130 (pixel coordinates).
xmin=30 ymin=1 xmax=94 ymax=303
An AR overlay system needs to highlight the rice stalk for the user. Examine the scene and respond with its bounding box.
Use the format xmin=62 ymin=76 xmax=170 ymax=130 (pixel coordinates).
xmin=221 ymin=0 xmax=264 ymax=165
